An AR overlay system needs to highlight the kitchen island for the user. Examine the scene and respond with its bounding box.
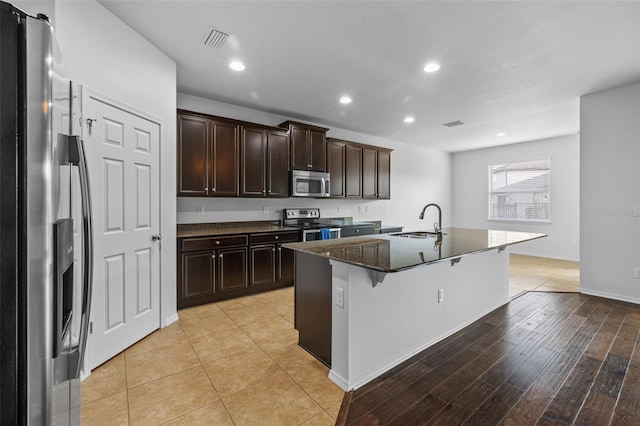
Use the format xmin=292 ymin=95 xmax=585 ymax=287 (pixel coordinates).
xmin=285 ymin=228 xmax=545 ymax=390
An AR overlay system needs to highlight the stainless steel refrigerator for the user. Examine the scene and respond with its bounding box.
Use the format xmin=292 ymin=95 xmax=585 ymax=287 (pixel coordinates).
xmin=1 ymin=2 xmax=93 ymax=424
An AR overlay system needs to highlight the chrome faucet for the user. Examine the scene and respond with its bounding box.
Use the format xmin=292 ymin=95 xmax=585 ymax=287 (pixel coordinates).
xmin=419 ymin=203 xmax=442 ymax=235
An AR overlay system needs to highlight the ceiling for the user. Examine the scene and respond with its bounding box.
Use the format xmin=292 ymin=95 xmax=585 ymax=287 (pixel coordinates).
xmin=98 ymin=0 xmax=640 ymax=152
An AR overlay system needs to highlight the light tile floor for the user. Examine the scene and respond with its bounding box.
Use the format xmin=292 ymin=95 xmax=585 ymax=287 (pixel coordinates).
xmin=80 ymin=286 xmax=343 ymax=425
xmin=81 ymin=254 xmax=579 ymax=425
xmin=509 ymin=253 xmax=580 ymax=298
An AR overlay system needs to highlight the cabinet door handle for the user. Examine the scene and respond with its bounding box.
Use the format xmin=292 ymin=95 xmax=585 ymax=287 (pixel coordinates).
xmin=219 ymin=254 xmax=223 ymax=258
xmin=275 ymin=236 xmax=279 ymax=240
xmin=308 ymin=164 xmax=312 ymax=168
xmin=272 ymin=248 xmax=276 ymax=252
xmin=262 ymin=189 xmax=266 ymax=193
xmin=212 ymin=187 xmax=216 ymax=192
xmin=215 ymin=240 xmax=220 ymax=245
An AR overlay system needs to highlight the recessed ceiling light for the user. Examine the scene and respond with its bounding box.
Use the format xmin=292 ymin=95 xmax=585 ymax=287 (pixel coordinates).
xmin=423 ymin=63 xmax=440 ymax=73
xmin=496 ymin=132 xmax=506 ymax=137
xmin=339 ymin=96 xmax=352 ymax=104
xmin=404 ymin=116 xmax=415 ymax=123
xmin=229 ymin=61 xmax=245 ymax=71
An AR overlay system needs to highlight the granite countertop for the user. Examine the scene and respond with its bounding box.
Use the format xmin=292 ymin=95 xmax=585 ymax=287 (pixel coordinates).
xmin=177 ymin=221 xmax=299 ymax=238
xmin=283 ymin=227 xmax=546 ymax=272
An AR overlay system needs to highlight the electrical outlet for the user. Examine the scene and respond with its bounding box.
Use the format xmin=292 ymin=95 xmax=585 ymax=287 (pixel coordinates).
xmin=263 ymin=206 xmax=269 ymax=215
xmin=635 ymin=267 xmax=640 ymax=279
xmin=364 ymin=205 xmax=369 ymax=212
xmin=438 ymin=289 xmax=444 ymax=303
xmin=196 ymin=206 xmax=204 ymax=216
xmin=336 ymin=287 xmax=344 ymax=308
xmin=337 ymin=205 xmax=341 ymax=213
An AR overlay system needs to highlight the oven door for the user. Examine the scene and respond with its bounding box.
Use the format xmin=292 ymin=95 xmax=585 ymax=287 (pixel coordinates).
xmin=303 ymin=228 xmax=341 ymax=242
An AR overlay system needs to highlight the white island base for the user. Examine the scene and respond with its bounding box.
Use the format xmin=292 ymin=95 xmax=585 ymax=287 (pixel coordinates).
xmin=328 ymin=247 xmax=510 ymax=391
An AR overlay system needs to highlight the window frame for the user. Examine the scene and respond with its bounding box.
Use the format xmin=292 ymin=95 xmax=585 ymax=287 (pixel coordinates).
xmin=487 ymin=158 xmax=551 ymax=224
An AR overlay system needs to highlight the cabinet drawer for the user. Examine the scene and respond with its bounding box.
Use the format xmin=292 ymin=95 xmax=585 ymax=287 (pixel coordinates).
xmin=250 ymin=231 xmax=300 ymax=245
xmin=182 ymin=235 xmax=248 ymax=252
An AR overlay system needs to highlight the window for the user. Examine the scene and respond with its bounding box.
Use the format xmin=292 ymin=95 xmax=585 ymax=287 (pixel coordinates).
xmin=489 ymin=159 xmax=550 ymax=222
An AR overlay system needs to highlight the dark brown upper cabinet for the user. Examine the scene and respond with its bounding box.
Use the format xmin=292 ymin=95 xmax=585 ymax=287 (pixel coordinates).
xmin=279 ymin=121 xmax=329 ymax=172
xmin=327 ymin=137 xmax=392 ymax=199
xmin=363 ymin=147 xmax=392 ymax=199
xmin=376 ymin=149 xmax=391 ymax=199
xmin=344 ymin=143 xmax=362 ymax=198
xmin=266 ymin=130 xmax=290 ymax=197
xmin=241 ymin=126 xmax=290 ymax=197
xmin=327 ymin=139 xmax=346 ymax=197
xmin=362 ymin=147 xmax=378 ymax=199
xmin=177 ymin=111 xmax=239 ymax=197
xmin=177 ymin=109 xmax=392 ymax=200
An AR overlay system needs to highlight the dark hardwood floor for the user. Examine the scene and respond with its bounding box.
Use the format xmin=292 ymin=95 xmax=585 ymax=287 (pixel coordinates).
xmin=338 ymin=292 xmax=640 ymax=425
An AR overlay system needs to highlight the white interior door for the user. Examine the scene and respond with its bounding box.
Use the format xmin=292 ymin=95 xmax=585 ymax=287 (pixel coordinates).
xmin=82 ymin=88 xmax=161 ymax=369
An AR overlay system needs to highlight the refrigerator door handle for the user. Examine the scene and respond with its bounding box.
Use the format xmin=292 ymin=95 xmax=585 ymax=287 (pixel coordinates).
xmin=67 ymin=135 xmax=94 ymax=375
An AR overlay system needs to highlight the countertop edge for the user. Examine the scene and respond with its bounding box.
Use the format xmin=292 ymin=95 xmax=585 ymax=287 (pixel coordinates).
xmin=283 ymin=229 xmax=547 ymax=273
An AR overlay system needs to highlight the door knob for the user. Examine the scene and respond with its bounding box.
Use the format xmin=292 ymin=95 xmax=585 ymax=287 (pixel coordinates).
xmin=152 ymin=233 xmax=162 ymax=241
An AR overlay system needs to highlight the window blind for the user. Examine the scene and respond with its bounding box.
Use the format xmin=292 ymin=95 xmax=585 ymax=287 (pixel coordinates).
xmin=489 ymin=159 xmax=551 ymax=222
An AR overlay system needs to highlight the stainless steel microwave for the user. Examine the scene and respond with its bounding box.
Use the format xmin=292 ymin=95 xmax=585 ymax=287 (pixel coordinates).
xmin=291 ymin=170 xmax=330 ymax=198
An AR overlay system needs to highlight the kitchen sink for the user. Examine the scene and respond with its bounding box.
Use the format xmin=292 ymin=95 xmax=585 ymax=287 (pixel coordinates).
xmin=390 ymin=231 xmax=447 ymax=239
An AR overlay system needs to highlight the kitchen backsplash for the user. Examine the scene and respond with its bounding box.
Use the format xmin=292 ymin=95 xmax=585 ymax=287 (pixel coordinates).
xmin=177 ymin=197 xmax=388 ymax=224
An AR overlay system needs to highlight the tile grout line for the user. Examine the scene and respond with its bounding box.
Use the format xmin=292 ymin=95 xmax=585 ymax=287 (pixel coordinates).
xmin=124 ymin=353 xmax=131 ymax=425
xmin=227 ymin=290 xmax=334 ymax=424
xmin=182 ymin=306 xmax=242 ymax=425
xmin=199 ymin=290 xmax=300 ymax=424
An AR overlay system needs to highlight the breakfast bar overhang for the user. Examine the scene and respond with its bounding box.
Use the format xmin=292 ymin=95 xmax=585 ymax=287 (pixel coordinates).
xmin=285 ymin=228 xmax=546 ymax=391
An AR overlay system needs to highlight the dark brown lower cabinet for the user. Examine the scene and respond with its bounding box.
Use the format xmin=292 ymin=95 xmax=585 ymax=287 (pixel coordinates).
xmin=251 ymin=244 xmax=295 ymax=286
xmin=218 ymin=248 xmax=248 ymax=292
xmin=181 ymin=251 xmax=215 ymax=301
xmin=294 ymin=251 xmax=333 ymax=367
xmin=178 ymin=230 xmax=299 ymax=309
xmin=179 ymin=247 xmax=248 ymax=309
xmin=277 ymin=245 xmax=295 ymax=281
xmin=250 ymin=245 xmax=276 ymax=286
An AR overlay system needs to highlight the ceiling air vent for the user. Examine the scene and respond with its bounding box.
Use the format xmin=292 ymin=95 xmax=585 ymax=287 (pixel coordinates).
xmin=442 ymin=120 xmax=464 ymax=127
xmin=202 ymin=26 xmax=229 ymax=49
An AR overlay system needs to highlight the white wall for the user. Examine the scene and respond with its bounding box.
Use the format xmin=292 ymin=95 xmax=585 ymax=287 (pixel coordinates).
xmin=580 ymin=82 xmax=640 ymax=304
xmin=177 ymin=93 xmax=453 ymax=232
xmin=452 ymin=135 xmax=580 ymax=261
xmin=51 ymin=1 xmax=178 ymax=324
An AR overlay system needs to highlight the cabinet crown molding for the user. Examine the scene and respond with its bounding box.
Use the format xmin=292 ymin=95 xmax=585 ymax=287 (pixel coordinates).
xmin=278 ymin=120 xmax=330 ymax=133
xmin=326 ymin=137 xmax=393 ymax=153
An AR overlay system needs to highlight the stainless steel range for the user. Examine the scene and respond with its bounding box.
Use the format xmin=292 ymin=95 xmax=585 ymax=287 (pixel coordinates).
xmin=283 ymin=208 xmax=341 ymax=241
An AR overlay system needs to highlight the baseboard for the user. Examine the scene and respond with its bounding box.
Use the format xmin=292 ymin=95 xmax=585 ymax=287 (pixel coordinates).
xmin=330 ymin=297 xmax=509 ymax=391
xmin=580 ymin=288 xmax=640 ymax=305
xmin=164 ymin=313 xmax=179 ymax=327
xmin=509 ymin=250 xmax=579 ymax=263
xmin=328 ymin=370 xmax=350 ymax=391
